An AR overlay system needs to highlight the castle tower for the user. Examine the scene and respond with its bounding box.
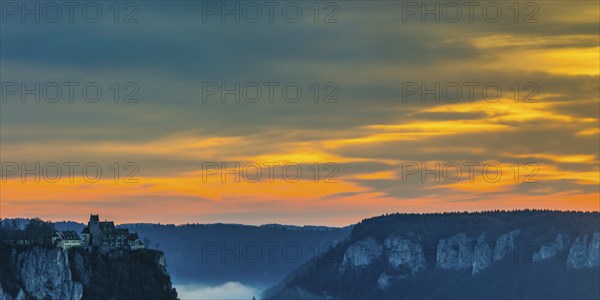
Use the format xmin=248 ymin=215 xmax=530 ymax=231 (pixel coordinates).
xmin=89 ymin=214 xmax=103 ymax=246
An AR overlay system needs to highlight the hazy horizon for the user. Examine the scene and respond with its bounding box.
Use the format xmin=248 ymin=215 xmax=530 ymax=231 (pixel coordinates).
xmin=3 ymin=208 xmax=598 ymax=228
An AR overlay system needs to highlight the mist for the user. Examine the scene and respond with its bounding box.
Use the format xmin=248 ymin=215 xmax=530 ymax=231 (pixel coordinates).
xmin=174 ymin=282 xmax=262 ymax=300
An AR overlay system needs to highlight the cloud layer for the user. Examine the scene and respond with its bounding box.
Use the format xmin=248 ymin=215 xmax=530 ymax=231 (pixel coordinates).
xmin=1 ymin=1 xmax=598 ymax=225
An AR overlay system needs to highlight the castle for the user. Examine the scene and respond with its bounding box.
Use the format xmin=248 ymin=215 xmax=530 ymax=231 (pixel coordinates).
xmin=81 ymin=214 xmax=144 ymax=250
xmin=53 ymin=214 xmax=144 ymax=251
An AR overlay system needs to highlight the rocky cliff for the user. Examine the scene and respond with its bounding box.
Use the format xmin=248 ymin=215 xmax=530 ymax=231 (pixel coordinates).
xmin=567 ymin=232 xmax=600 ymax=268
xmin=341 ymin=234 xmax=427 ymax=274
xmin=265 ymin=210 xmax=600 ymax=300
xmin=1 ymin=247 xmax=83 ymax=300
xmin=341 ymin=237 xmax=383 ymax=268
xmin=532 ymin=233 xmax=568 ymax=262
xmin=384 ymin=234 xmax=426 ymax=274
xmin=0 ymin=245 xmax=178 ymax=300
xmin=436 ymin=229 xmax=520 ymax=274
xmin=338 ymin=227 xmax=599 ymax=280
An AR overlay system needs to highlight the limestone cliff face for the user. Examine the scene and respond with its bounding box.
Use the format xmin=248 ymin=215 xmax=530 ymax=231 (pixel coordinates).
xmin=493 ymin=229 xmax=520 ymax=261
xmin=589 ymin=233 xmax=600 ymax=266
xmin=472 ymin=233 xmax=494 ymax=274
xmin=341 ymin=237 xmax=382 ymax=268
xmin=5 ymin=247 xmax=83 ymax=300
xmin=567 ymin=232 xmax=600 ymax=268
xmin=384 ymin=235 xmax=427 ymax=273
xmin=436 ymin=233 xmax=474 ymax=270
xmin=532 ymin=233 xmax=568 ymax=262
xmin=0 ymin=284 xmax=26 ymax=300
xmin=377 ymin=273 xmax=392 ymax=290
xmin=341 ymin=235 xmax=428 ymax=274
xmin=436 ymin=230 xmax=521 ymax=274
xmin=341 ymin=229 xmax=527 ymax=277
xmin=0 ymin=245 xmax=178 ymax=300
xmin=340 ymin=229 xmax=600 ymax=279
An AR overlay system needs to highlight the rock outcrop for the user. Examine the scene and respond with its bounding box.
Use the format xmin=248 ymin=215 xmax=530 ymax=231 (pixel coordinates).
xmin=472 ymin=233 xmax=494 ymax=274
xmin=9 ymin=247 xmax=83 ymax=300
xmin=377 ymin=273 xmax=392 ymax=290
xmin=567 ymin=232 xmax=600 ymax=268
xmin=1 ymin=289 xmax=26 ymax=300
xmin=436 ymin=233 xmax=474 ymax=270
xmin=437 ymin=230 xmax=521 ymax=274
xmin=494 ymin=229 xmax=520 ymax=261
xmin=0 ymin=284 xmax=23 ymax=300
xmin=341 ymin=237 xmax=382 ymax=268
xmin=0 ymin=245 xmax=178 ymax=300
xmin=589 ymin=233 xmax=600 ymax=266
xmin=384 ymin=235 xmax=427 ymax=273
xmin=532 ymin=233 xmax=568 ymax=262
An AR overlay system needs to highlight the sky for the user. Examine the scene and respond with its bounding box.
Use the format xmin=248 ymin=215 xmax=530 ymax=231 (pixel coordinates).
xmin=0 ymin=1 xmax=599 ymax=226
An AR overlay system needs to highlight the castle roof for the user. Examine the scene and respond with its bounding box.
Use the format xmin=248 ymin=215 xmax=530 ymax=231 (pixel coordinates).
xmin=127 ymin=233 xmax=140 ymax=241
xmin=81 ymin=226 xmax=90 ymax=234
xmin=99 ymin=221 xmax=116 ymax=233
xmin=56 ymin=230 xmax=81 ymax=241
xmin=116 ymin=228 xmax=130 ymax=235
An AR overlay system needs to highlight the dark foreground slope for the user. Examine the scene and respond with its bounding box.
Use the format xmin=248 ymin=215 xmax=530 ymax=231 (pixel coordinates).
xmin=266 ymin=210 xmax=600 ymax=300
xmin=0 ymin=245 xmax=178 ymax=300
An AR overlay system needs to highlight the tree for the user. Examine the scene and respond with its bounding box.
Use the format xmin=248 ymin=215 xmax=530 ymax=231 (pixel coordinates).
xmin=10 ymin=219 xmax=19 ymax=230
xmin=24 ymin=218 xmax=55 ymax=246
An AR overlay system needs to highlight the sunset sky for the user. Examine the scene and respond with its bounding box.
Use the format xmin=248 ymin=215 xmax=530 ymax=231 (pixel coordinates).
xmin=1 ymin=1 xmax=598 ymax=226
